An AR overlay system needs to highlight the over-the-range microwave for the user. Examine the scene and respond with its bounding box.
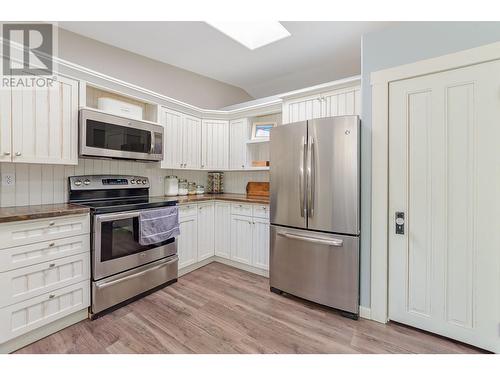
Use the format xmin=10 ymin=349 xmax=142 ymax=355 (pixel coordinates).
xmin=79 ymin=108 xmax=164 ymax=161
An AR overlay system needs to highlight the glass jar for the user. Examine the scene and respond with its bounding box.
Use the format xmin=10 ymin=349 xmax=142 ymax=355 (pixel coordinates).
xmin=178 ymin=179 xmax=188 ymax=196
xmin=187 ymin=182 xmax=197 ymax=195
xmin=196 ymin=185 xmax=205 ymax=195
xmin=164 ymin=175 xmax=178 ymax=196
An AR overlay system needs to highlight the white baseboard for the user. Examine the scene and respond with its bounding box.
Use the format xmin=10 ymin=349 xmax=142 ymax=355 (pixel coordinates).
xmin=359 ymin=305 xmax=372 ymax=319
xmin=179 ymin=256 xmax=269 ymax=278
xmin=0 ymin=308 xmax=89 ymax=354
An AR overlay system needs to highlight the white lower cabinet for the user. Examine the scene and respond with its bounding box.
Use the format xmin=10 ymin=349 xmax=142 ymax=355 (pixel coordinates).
xmin=0 ymin=214 xmax=90 ymax=349
xmin=252 ymin=218 xmax=270 ymax=270
xmin=214 ymin=202 xmax=231 ymax=259
xmin=197 ymin=202 xmax=215 ymax=261
xmin=178 ymin=214 xmax=198 ymax=269
xmin=230 ymin=215 xmax=254 ymax=265
xmin=0 ymin=280 xmax=89 ymax=344
xmin=178 ymin=201 xmax=269 ymax=273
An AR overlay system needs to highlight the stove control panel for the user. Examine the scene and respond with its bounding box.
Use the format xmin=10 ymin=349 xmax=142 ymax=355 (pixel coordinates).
xmin=69 ymin=175 xmax=150 ymax=190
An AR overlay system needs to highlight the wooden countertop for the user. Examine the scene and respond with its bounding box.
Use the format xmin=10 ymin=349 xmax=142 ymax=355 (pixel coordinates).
xmin=0 ymin=203 xmax=90 ymax=223
xmin=0 ymin=194 xmax=268 ymax=223
xmin=163 ymin=193 xmax=270 ymax=205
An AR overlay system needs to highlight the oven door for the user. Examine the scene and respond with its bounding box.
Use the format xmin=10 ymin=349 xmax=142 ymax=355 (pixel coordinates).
xmin=80 ymin=109 xmax=163 ymax=161
xmin=93 ymin=210 xmax=177 ymax=280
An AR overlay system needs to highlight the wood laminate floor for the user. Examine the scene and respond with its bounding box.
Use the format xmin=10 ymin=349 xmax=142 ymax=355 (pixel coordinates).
xmin=16 ymin=262 xmax=486 ymax=354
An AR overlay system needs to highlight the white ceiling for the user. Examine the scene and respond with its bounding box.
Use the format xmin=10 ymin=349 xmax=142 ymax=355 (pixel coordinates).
xmin=59 ymin=21 xmax=395 ymax=99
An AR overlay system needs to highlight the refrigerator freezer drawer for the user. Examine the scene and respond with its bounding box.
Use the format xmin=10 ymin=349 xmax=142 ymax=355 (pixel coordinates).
xmin=270 ymin=225 xmax=359 ymax=314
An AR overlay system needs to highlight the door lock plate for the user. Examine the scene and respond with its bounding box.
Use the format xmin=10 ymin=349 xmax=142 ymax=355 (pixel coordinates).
xmin=395 ymin=212 xmax=405 ymax=235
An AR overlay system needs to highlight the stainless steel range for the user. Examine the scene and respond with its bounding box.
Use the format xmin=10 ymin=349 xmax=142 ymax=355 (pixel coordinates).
xmin=68 ymin=175 xmax=178 ymax=318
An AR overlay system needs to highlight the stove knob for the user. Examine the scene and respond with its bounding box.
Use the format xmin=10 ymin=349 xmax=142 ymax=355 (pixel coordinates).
xmin=83 ymin=179 xmax=91 ymax=186
xmin=142 ymin=179 xmax=147 ymax=185
xmin=130 ymin=179 xmax=136 ymax=184
xmin=74 ymin=179 xmax=82 ymax=187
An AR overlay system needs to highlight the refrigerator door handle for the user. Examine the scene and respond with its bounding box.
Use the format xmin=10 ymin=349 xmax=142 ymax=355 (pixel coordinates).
xmin=277 ymin=231 xmax=344 ymax=247
xmin=299 ymin=136 xmax=307 ymax=217
xmin=307 ymin=136 xmax=315 ymax=217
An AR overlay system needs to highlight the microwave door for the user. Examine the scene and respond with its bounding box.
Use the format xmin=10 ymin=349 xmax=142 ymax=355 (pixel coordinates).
xmin=270 ymin=121 xmax=307 ymax=229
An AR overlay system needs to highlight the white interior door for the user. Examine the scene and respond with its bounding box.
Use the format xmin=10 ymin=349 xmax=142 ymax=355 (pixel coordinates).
xmin=389 ymin=60 xmax=500 ymax=352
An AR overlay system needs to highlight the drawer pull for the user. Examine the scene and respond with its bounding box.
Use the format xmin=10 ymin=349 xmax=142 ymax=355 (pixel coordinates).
xmin=48 ymin=263 xmax=56 ymax=268
xmin=48 ymin=242 xmax=55 ymax=247
xmin=48 ymin=221 xmax=55 ymax=226
xmin=48 ymin=294 xmax=55 ymax=299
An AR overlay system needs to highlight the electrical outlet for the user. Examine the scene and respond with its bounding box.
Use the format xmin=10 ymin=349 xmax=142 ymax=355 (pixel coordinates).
xmin=2 ymin=173 xmax=15 ymax=186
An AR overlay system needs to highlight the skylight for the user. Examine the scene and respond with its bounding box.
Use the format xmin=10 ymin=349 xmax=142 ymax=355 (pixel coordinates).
xmin=206 ymin=22 xmax=291 ymax=50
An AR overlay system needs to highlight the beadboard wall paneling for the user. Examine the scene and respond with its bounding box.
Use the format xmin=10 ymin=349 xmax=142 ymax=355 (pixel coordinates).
xmin=0 ymin=160 xmax=269 ymax=207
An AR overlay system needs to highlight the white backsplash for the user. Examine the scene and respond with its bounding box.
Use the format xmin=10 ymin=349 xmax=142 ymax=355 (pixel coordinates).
xmin=0 ymin=159 xmax=269 ymax=207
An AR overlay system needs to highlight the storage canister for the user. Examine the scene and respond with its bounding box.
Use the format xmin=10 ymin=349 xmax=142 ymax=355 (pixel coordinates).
xmin=164 ymin=175 xmax=179 ymax=196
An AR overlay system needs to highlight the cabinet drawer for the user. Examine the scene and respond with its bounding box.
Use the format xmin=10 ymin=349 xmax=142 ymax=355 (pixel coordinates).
xmin=0 ymin=214 xmax=90 ymax=249
xmin=253 ymin=205 xmax=270 ymax=219
xmin=0 ymin=280 xmax=90 ymax=344
xmin=179 ymin=204 xmax=198 ymax=219
xmin=231 ymin=203 xmax=253 ymax=217
xmin=0 ymin=253 xmax=90 ymax=308
xmin=0 ymin=234 xmax=90 ymax=273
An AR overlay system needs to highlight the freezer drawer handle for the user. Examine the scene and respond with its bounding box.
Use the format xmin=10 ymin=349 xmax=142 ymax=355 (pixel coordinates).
xmin=277 ymin=231 xmax=343 ymax=247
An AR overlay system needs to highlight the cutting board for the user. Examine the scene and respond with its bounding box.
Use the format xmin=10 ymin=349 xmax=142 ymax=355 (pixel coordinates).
xmin=246 ymin=182 xmax=270 ymax=197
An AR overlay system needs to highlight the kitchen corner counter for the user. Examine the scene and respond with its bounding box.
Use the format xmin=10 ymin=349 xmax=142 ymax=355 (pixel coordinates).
xmin=0 ymin=203 xmax=90 ymax=223
xmin=161 ymin=193 xmax=270 ymax=205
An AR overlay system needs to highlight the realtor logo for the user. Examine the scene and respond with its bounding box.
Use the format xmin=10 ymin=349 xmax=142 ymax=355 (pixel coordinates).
xmin=2 ymin=23 xmax=54 ymax=76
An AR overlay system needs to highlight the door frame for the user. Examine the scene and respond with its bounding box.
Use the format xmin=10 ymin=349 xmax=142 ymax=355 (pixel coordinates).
xmin=370 ymin=40 xmax=500 ymax=323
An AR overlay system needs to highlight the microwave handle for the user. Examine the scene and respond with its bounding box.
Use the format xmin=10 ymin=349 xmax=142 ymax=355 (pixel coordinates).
xmin=150 ymin=131 xmax=155 ymax=154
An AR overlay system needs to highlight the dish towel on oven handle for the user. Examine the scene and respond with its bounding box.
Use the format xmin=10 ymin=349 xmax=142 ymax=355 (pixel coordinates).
xmin=138 ymin=206 xmax=180 ymax=246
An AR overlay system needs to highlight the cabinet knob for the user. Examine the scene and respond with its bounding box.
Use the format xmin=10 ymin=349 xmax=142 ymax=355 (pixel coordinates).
xmin=48 ymin=242 xmax=55 ymax=247
xmin=15 ymin=152 xmax=21 ymax=156
xmin=48 ymin=263 xmax=56 ymax=268
xmin=3 ymin=152 xmax=10 ymax=156
xmin=48 ymin=294 xmax=55 ymax=299
xmin=48 ymin=221 xmax=55 ymax=226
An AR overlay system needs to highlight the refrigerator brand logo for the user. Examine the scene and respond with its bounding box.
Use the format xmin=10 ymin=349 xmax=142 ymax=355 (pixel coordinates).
xmin=1 ymin=23 xmax=57 ymax=89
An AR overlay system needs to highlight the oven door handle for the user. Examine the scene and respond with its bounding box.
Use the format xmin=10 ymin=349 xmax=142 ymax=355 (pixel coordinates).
xmin=95 ymin=211 xmax=141 ymax=224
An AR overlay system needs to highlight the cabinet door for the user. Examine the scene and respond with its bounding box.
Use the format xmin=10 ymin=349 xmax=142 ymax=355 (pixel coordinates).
xmin=214 ymin=202 xmax=231 ymax=259
xmin=282 ymin=94 xmax=321 ymax=124
xmin=11 ymin=75 xmax=79 ymax=165
xmin=161 ymin=108 xmax=183 ymax=169
xmin=252 ymin=218 xmax=270 ymax=270
xmin=182 ymin=114 xmax=201 ymax=169
xmin=230 ymin=215 xmax=253 ymax=265
xmin=0 ymin=87 xmax=11 ymax=162
xmin=178 ymin=216 xmax=198 ymax=269
xmin=197 ymin=202 xmax=215 ymax=261
xmin=201 ymin=119 xmax=229 ymax=169
xmin=321 ymin=87 xmax=361 ymax=117
xmin=229 ymin=118 xmax=248 ymax=169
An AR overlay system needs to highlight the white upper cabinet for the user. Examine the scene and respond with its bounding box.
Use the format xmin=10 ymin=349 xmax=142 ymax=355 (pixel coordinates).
xmin=201 ymin=119 xmax=229 ymax=170
xmin=282 ymin=86 xmax=360 ymax=124
xmin=161 ymin=108 xmax=201 ymax=169
xmin=0 ymin=87 xmax=11 ymax=163
xmin=2 ymin=75 xmax=79 ymax=165
xmin=229 ymin=118 xmax=248 ymax=170
xmin=183 ymin=115 xmax=202 ymax=169
xmin=162 ymin=108 xmax=183 ymax=169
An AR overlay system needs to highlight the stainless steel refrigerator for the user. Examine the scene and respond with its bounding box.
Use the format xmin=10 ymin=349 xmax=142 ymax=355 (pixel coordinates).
xmin=269 ymin=116 xmax=360 ymax=318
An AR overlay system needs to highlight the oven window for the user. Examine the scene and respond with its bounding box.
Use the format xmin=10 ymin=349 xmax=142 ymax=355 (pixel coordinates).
xmin=100 ymin=217 xmax=174 ymax=261
xmin=86 ymin=119 xmax=151 ymax=153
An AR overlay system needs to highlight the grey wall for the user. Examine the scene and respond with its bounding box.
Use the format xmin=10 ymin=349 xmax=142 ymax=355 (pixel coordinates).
xmin=57 ymin=28 xmax=253 ymax=109
xmin=360 ymin=21 xmax=500 ymax=307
